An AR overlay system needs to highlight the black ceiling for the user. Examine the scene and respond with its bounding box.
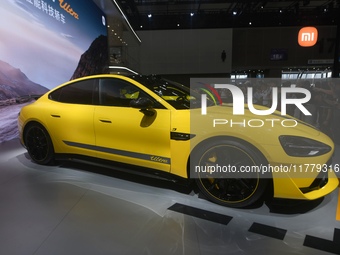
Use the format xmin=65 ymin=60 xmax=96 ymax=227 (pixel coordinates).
xmin=115 ymin=0 xmax=340 ymax=30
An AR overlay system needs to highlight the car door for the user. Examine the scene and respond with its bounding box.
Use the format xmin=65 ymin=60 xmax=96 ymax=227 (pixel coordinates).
xmin=93 ymin=77 xmax=171 ymax=172
xmin=47 ymin=78 xmax=97 ymax=157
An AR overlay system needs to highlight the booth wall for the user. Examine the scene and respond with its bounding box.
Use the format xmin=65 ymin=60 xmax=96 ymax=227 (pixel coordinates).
xmin=137 ymin=28 xmax=232 ymax=75
xmin=232 ymin=26 xmax=337 ymax=71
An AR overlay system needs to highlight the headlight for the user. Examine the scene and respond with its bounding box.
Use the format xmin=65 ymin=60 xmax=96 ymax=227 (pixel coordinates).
xmin=279 ymin=136 xmax=332 ymax=157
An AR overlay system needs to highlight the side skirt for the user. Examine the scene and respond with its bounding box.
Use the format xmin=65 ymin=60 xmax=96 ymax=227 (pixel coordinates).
xmin=54 ymin=153 xmax=190 ymax=186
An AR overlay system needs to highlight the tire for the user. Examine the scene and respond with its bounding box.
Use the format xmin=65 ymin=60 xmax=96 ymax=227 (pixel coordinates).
xmin=24 ymin=123 xmax=55 ymax=165
xmin=192 ymin=138 xmax=269 ymax=208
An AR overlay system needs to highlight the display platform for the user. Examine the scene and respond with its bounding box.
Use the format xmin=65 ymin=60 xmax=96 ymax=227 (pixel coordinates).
xmin=0 ymin=138 xmax=340 ymax=255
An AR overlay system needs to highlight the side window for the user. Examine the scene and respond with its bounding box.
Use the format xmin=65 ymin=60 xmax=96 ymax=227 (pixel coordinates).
xmin=99 ymin=78 xmax=161 ymax=107
xmin=49 ymin=79 xmax=98 ymax=105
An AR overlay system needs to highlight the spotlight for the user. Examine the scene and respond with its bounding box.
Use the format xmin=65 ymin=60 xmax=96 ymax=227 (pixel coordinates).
xmin=148 ymin=14 xmax=152 ymax=18
xmin=190 ymin=12 xmax=194 ymax=17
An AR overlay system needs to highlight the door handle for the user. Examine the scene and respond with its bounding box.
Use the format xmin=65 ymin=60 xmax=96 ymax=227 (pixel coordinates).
xmin=99 ymin=119 xmax=112 ymax=123
xmin=51 ymin=114 xmax=61 ymax=118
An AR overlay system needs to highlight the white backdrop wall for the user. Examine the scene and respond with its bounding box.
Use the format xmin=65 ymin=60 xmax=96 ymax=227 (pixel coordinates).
xmin=137 ymin=28 xmax=232 ymax=75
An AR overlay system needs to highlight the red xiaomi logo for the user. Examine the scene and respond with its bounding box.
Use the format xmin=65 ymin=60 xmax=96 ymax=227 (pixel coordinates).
xmin=298 ymin=27 xmax=318 ymax=47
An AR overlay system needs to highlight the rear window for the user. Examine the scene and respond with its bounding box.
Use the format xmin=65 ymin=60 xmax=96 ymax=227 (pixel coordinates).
xmin=49 ymin=79 xmax=98 ymax=105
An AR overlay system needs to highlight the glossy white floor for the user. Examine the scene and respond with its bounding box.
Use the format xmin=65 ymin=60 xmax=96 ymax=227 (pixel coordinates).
xmin=1 ymin=138 xmax=340 ymax=255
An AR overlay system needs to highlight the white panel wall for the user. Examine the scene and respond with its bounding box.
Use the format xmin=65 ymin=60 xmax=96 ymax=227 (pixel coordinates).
xmin=137 ymin=28 xmax=232 ymax=75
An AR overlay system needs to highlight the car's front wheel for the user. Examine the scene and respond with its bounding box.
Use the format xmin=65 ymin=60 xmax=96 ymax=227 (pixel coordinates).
xmin=192 ymin=138 xmax=269 ymax=208
xmin=24 ymin=123 xmax=54 ymax=165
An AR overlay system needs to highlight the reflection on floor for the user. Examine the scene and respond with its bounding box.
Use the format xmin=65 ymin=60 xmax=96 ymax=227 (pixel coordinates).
xmin=0 ymin=138 xmax=340 ymax=255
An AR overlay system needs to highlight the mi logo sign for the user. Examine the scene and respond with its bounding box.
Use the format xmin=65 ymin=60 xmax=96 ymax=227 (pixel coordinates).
xmin=298 ymin=27 xmax=318 ymax=47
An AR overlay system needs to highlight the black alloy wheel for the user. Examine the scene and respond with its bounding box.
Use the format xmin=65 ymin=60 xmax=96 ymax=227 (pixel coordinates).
xmin=193 ymin=139 xmax=269 ymax=208
xmin=24 ymin=123 xmax=54 ymax=165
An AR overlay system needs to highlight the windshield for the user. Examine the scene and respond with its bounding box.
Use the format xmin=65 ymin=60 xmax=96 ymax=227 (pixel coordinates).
xmin=133 ymin=76 xmax=215 ymax=109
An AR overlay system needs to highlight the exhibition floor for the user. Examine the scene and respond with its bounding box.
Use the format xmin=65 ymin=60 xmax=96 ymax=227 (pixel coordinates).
xmin=1 ymin=138 xmax=340 ymax=255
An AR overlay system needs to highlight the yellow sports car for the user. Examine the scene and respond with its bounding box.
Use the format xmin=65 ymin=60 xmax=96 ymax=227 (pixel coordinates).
xmin=18 ymin=74 xmax=339 ymax=208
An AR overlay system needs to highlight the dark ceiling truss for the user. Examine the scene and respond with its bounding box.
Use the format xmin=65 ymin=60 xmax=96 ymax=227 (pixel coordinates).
xmin=116 ymin=0 xmax=340 ymax=30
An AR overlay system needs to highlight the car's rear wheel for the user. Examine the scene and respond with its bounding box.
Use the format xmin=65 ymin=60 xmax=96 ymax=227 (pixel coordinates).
xmin=192 ymin=139 xmax=269 ymax=208
xmin=24 ymin=123 xmax=54 ymax=165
